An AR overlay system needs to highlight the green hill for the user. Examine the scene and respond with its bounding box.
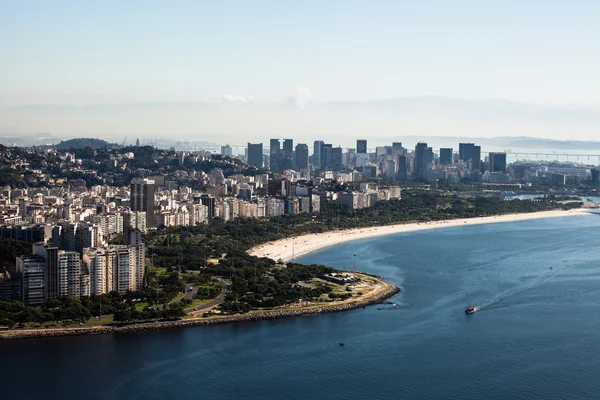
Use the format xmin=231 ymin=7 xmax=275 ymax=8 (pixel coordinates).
xmin=54 ymin=138 xmax=120 ymax=150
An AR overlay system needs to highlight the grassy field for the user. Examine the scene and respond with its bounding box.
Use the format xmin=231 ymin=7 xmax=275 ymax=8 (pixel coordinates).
xmin=84 ymin=315 xmax=114 ymax=326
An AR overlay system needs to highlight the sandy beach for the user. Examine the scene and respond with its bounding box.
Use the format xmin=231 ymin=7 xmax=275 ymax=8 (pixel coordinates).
xmin=249 ymin=209 xmax=591 ymax=263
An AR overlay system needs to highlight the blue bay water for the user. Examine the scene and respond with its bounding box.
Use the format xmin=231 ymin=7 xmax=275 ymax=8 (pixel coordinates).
xmin=4 ymin=214 xmax=600 ymax=400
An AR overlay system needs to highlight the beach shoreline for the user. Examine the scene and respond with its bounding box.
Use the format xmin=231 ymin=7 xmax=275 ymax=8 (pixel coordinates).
xmin=249 ymin=209 xmax=590 ymax=263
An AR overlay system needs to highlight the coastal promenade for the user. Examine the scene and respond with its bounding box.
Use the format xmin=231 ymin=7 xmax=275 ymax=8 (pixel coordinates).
xmin=0 ymin=275 xmax=399 ymax=340
xmin=250 ymin=209 xmax=590 ymax=263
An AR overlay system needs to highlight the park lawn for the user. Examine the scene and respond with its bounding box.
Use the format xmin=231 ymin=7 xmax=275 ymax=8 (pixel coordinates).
xmin=170 ymin=292 xmax=186 ymax=304
xmin=85 ymin=315 xmax=114 ymax=326
xmin=134 ymin=302 xmax=150 ymax=311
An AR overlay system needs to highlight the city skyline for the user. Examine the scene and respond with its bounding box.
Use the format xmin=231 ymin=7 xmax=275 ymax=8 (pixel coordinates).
xmin=3 ymin=1 xmax=600 ymax=140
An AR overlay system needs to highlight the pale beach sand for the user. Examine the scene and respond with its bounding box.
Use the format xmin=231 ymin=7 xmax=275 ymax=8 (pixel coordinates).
xmin=249 ymin=209 xmax=590 ymax=263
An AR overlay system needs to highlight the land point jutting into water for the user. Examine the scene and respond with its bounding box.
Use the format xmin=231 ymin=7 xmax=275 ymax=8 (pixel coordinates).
xmin=0 ymin=139 xmax=598 ymax=339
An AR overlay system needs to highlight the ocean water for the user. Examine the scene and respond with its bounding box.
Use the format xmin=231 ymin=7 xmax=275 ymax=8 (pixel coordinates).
xmin=4 ymin=214 xmax=600 ymax=400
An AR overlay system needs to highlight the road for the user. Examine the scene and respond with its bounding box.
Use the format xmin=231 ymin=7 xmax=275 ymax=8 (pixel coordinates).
xmin=170 ymin=284 xmax=198 ymax=307
xmin=184 ymin=279 xmax=230 ymax=315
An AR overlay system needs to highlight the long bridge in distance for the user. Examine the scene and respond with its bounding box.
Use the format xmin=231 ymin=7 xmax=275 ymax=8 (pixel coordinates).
xmin=506 ymin=151 xmax=600 ymax=161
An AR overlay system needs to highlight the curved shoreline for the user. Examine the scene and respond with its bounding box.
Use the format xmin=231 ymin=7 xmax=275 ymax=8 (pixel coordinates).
xmin=0 ymin=278 xmax=399 ymax=340
xmin=249 ymin=209 xmax=589 ymax=263
xmin=6 ymin=210 xmax=585 ymax=340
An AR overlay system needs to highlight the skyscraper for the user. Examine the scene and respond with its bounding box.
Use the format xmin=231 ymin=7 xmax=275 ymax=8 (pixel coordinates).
xmin=459 ymin=143 xmax=481 ymax=171
xmin=489 ymin=152 xmax=507 ymax=172
xmin=247 ymin=143 xmax=263 ymax=168
xmin=392 ymin=142 xmax=405 ymax=157
xmin=39 ymin=244 xmax=59 ymax=299
xmin=424 ymin=147 xmax=434 ymax=169
xmin=313 ymin=140 xmax=324 ymax=166
xmin=130 ymin=178 xmax=156 ymax=227
xmin=397 ymin=155 xmax=407 ymax=181
xmin=283 ymin=139 xmax=293 ymax=157
xmin=295 ymin=143 xmax=309 ymax=170
xmin=472 ymin=145 xmax=481 ymax=171
xmin=356 ymin=139 xmax=367 ymax=154
xmin=440 ymin=148 xmax=453 ymax=165
xmin=330 ymin=147 xmax=343 ymax=171
xmin=414 ymin=142 xmax=428 ymax=177
xmin=270 ymin=139 xmax=281 ymax=171
xmin=200 ymin=194 xmax=216 ymax=218
xmin=459 ymin=143 xmax=474 ymax=162
xmin=320 ymin=144 xmax=333 ymax=170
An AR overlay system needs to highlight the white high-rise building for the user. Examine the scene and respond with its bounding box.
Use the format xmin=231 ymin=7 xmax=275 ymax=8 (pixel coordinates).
xmin=83 ymin=244 xmax=145 ymax=295
xmin=58 ymin=251 xmax=82 ymax=297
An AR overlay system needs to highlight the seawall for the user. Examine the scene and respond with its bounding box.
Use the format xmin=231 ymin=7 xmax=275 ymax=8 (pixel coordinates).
xmin=0 ymin=282 xmax=400 ymax=340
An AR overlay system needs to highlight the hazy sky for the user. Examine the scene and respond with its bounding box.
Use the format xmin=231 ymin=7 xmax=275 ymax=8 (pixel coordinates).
xmin=2 ymin=0 xmax=600 ymax=142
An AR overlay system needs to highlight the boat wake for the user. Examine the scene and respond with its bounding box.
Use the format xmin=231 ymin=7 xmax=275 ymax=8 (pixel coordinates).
xmin=466 ymin=264 xmax=574 ymax=313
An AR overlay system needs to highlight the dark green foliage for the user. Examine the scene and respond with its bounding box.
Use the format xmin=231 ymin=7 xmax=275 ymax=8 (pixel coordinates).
xmin=54 ymin=138 xmax=119 ymax=150
xmin=0 ymin=239 xmax=32 ymax=269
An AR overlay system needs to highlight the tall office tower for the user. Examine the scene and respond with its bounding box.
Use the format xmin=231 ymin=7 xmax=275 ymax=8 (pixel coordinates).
xmin=414 ymin=142 xmax=428 ymax=177
xmin=16 ymin=254 xmax=46 ymax=306
xmin=384 ymin=159 xmax=397 ymax=180
xmin=247 ymin=143 xmax=263 ymax=168
xmin=283 ymin=139 xmax=293 ymax=157
xmin=459 ymin=143 xmax=474 ymax=162
xmin=440 ymin=148 xmax=453 ymax=165
xmin=397 ymin=155 xmax=408 ymax=181
xmin=295 ymin=143 xmax=309 ymax=170
xmin=425 ymin=147 xmax=434 ymax=169
xmin=472 ymin=146 xmax=481 ymax=171
xmin=270 ymin=139 xmax=281 ymax=171
xmin=313 ymin=140 xmax=324 ymax=166
xmin=392 ymin=142 xmax=405 ymax=157
xmin=489 ymin=152 xmax=507 ymax=172
xmin=130 ymin=178 xmax=156 ymax=227
xmin=330 ymin=147 xmax=343 ymax=171
xmin=33 ymin=244 xmax=59 ymax=299
xmin=200 ymin=194 xmax=216 ymax=218
xmin=459 ymin=143 xmax=481 ymax=171
xmin=357 ymin=139 xmax=368 ymax=154
xmin=320 ymin=144 xmax=333 ymax=170
xmin=220 ymin=144 xmax=233 ymax=157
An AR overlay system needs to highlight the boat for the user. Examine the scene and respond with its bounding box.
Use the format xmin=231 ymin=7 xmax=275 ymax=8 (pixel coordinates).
xmin=465 ymin=304 xmax=476 ymax=314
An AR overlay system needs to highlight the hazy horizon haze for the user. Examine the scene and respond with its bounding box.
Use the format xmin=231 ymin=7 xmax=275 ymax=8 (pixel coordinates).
xmin=2 ymin=0 xmax=600 ymax=141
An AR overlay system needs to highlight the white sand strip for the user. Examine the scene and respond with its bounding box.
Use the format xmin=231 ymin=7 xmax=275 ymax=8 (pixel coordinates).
xmin=249 ymin=209 xmax=590 ymax=263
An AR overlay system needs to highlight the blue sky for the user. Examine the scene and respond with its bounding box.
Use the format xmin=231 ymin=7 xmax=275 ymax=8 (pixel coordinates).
xmin=2 ymin=1 xmax=600 ymax=141
xmin=2 ymin=0 xmax=600 ymax=105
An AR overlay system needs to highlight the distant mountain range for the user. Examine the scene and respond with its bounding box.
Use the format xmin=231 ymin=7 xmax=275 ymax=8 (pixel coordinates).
xmin=2 ymin=96 xmax=600 ymax=149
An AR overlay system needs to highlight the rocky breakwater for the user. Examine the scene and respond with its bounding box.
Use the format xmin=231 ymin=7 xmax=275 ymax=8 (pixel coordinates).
xmin=1 ymin=281 xmax=400 ymax=340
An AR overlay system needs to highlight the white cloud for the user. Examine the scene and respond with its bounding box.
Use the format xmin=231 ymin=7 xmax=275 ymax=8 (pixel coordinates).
xmin=285 ymin=86 xmax=312 ymax=108
xmin=221 ymin=94 xmax=253 ymax=103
